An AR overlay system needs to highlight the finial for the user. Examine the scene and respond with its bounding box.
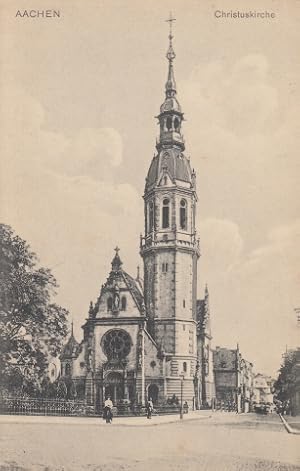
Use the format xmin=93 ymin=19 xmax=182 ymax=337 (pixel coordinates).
xmin=89 ymin=301 xmax=94 ymax=316
xmin=165 ymin=12 xmax=176 ymax=61
xmin=165 ymin=13 xmax=177 ymax=96
xmin=71 ymin=319 xmax=74 ymax=337
xmin=111 ymin=246 xmax=123 ymax=271
xmin=137 ymin=265 xmax=140 ymax=280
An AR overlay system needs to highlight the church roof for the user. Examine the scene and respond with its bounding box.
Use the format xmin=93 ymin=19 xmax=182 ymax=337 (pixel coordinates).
xmin=60 ymin=331 xmax=80 ymax=360
xmin=122 ymin=270 xmax=145 ymax=313
xmin=91 ymin=249 xmax=145 ymax=317
xmin=145 ymin=147 xmax=193 ymax=191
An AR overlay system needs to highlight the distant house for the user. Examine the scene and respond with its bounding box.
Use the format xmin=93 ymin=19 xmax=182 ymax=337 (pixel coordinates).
xmin=252 ymin=373 xmax=274 ymax=404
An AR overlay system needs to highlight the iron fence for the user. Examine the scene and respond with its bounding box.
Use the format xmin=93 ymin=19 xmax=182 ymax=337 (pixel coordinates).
xmin=0 ymin=396 xmax=184 ymax=417
xmin=0 ymin=396 xmax=90 ymax=416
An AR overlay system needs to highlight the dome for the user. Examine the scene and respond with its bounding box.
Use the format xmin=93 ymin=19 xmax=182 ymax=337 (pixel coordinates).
xmin=145 ymin=148 xmax=192 ymax=191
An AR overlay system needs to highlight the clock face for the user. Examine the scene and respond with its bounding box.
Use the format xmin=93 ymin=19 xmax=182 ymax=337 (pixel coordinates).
xmin=102 ymin=329 xmax=131 ymax=360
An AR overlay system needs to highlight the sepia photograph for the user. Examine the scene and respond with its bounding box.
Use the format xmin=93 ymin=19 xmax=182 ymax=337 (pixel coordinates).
xmin=0 ymin=0 xmax=299 ymax=470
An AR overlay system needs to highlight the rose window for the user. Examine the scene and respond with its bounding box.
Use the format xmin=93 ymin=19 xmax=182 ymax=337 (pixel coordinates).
xmin=102 ymin=329 xmax=131 ymax=360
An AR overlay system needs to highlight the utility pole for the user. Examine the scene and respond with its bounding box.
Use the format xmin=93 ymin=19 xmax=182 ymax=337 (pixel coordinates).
xmin=180 ymin=374 xmax=184 ymax=419
xmin=294 ymin=308 xmax=300 ymax=328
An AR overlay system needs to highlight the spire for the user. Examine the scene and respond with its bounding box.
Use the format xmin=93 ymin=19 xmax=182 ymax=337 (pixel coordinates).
xmin=165 ymin=12 xmax=177 ymax=97
xmin=111 ymin=246 xmax=123 ymax=271
xmin=156 ymin=14 xmax=184 ymax=152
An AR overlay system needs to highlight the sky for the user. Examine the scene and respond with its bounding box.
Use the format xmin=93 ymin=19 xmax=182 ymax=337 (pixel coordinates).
xmin=1 ymin=0 xmax=299 ymax=377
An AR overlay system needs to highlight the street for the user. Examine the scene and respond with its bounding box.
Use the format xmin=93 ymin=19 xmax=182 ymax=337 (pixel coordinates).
xmin=0 ymin=412 xmax=299 ymax=471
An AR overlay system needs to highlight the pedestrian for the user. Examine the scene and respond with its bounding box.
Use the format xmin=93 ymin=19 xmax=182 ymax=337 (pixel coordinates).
xmin=103 ymin=396 xmax=113 ymax=424
xmin=146 ymin=397 xmax=153 ymax=419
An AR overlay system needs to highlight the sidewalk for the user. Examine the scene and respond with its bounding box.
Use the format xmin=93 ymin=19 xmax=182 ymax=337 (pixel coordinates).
xmin=279 ymin=413 xmax=300 ymax=435
xmin=0 ymin=410 xmax=212 ymax=427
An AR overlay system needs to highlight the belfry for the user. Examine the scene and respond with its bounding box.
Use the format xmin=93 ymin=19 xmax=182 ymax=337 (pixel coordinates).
xmin=60 ymin=18 xmax=215 ymax=412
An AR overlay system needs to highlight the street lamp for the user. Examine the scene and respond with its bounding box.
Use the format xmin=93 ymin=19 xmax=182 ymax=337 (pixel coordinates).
xmin=180 ymin=374 xmax=185 ymax=420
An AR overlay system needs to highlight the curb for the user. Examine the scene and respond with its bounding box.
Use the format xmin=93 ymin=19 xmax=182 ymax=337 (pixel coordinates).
xmin=279 ymin=413 xmax=300 ymax=435
xmin=0 ymin=413 xmax=212 ymax=428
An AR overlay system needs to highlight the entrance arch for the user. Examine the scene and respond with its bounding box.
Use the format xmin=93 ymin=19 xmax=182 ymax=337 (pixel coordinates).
xmin=148 ymin=384 xmax=159 ymax=404
xmin=104 ymin=372 xmax=124 ymax=404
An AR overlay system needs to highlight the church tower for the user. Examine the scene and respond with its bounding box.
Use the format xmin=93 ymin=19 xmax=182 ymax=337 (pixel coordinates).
xmin=140 ymin=17 xmax=200 ymax=401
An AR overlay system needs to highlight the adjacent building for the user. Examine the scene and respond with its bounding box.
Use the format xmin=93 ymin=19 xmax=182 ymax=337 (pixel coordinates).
xmin=213 ymin=346 xmax=254 ymax=412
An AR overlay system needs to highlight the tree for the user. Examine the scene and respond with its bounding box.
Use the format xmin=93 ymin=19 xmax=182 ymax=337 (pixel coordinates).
xmin=0 ymin=224 xmax=68 ymax=395
xmin=274 ymin=350 xmax=297 ymax=404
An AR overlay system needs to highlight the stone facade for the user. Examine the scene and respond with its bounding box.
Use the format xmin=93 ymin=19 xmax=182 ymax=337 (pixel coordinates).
xmin=213 ymin=346 xmax=254 ymax=412
xmin=60 ymin=28 xmax=215 ymax=412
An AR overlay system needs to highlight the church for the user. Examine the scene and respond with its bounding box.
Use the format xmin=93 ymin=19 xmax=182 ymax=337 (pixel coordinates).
xmin=60 ymin=23 xmax=215 ymax=411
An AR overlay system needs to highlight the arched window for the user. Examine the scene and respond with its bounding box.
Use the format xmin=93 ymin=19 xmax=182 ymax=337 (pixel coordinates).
xmin=121 ymin=296 xmax=127 ymax=310
xmin=149 ymin=202 xmax=154 ymax=232
xmin=180 ymin=199 xmax=187 ymax=230
xmin=162 ymin=198 xmax=170 ymax=228
xmin=183 ymin=361 xmax=187 ymax=373
xmin=65 ymin=363 xmax=71 ymax=376
xmin=107 ymin=297 xmax=113 ymax=311
xmin=166 ymin=116 xmax=172 ymax=131
xmin=174 ymin=117 xmax=180 ymax=131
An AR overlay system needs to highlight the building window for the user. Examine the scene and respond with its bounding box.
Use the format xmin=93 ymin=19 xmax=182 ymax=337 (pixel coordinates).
xmin=107 ymin=297 xmax=113 ymax=311
xmin=162 ymin=198 xmax=170 ymax=228
xmin=183 ymin=324 xmax=186 ymax=331
xmin=174 ymin=117 xmax=180 ymax=131
xmin=102 ymin=329 xmax=131 ymax=360
xmin=162 ymin=262 xmax=168 ymax=273
xmin=65 ymin=363 xmax=71 ymax=376
xmin=166 ymin=116 xmax=172 ymax=131
xmin=180 ymin=199 xmax=187 ymax=230
xmin=189 ymin=330 xmax=194 ymax=354
xmin=121 ymin=296 xmax=127 ymax=310
xmin=183 ymin=361 xmax=187 ymax=373
xmin=149 ymin=202 xmax=154 ymax=232
xmin=183 ymin=299 xmax=185 ymax=308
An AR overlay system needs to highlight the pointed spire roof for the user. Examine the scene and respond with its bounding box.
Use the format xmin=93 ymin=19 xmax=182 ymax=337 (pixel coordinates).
xmin=60 ymin=321 xmax=80 ymax=359
xmin=165 ymin=13 xmax=177 ymax=97
xmin=160 ymin=13 xmax=182 ymax=115
xmin=111 ymin=246 xmax=123 ymax=271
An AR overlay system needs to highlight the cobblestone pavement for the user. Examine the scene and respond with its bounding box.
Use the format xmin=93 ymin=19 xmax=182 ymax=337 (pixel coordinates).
xmin=0 ymin=412 xmax=299 ymax=471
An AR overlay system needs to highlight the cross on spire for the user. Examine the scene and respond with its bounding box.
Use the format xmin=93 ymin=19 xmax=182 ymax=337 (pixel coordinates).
xmin=165 ymin=12 xmax=176 ymax=63
xmin=112 ymin=246 xmax=122 ymax=271
xmin=166 ymin=12 xmax=176 ymax=38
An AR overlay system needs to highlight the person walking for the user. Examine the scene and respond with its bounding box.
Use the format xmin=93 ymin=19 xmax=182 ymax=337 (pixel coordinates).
xmin=103 ymin=396 xmax=113 ymax=424
xmin=146 ymin=397 xmax=153 ymax=419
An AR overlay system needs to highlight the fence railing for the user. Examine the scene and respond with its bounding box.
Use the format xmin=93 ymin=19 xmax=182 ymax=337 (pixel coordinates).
xmin=0 ymin=396 xmax=89 ymax=416
xmin=0 ymin=396 xmax=185 ymax=417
